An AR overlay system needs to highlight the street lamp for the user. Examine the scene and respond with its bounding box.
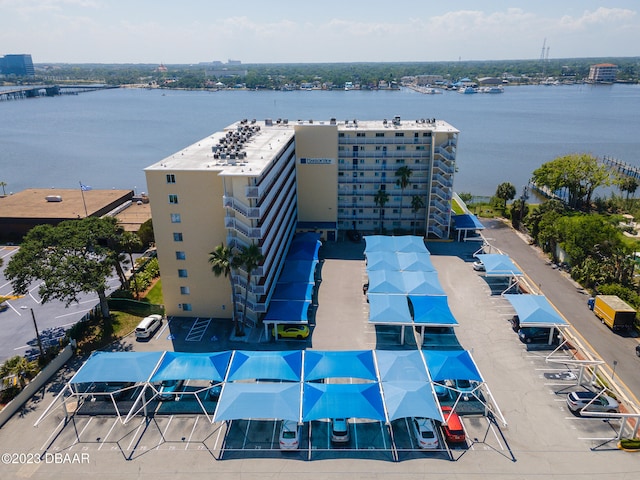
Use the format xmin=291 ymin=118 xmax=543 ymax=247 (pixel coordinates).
xmin=612 ymin=360 xmax=618 ymax=384
xmin=30 ymin=308 xmax=44 ymax=359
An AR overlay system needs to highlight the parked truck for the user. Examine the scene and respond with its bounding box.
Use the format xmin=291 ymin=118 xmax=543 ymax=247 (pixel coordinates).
xmin=588 ymin=295 xmax=636 ymax=332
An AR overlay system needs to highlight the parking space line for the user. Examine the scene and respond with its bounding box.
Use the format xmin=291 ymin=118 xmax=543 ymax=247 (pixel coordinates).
xmin=40 ymin=417 xmax=67 ymax=451
xmin=157 ymin=416 xmax=174 ymax=449
xmin=126 ymin=418 xmax=147 ymax=451
xmin=72 ymin=418 xmax=93 ymax=446
xmin=185 ymin=317 xmax=211 ymax=342
xmin=97 ymin=418 xmax=120 ymax=451
xmin=185 ymin=416 xmax=199 ymax=450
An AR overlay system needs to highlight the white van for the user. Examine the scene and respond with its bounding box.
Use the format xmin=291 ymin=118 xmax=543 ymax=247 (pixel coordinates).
xmin=135 ymin=314 xmax=163 ymax=339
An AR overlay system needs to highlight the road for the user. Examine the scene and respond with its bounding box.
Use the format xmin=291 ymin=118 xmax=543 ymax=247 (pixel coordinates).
xmin=0 ymin=246 xmax=122 ymax=364
xmin=482 ymin=218 xmax=640 ymax=404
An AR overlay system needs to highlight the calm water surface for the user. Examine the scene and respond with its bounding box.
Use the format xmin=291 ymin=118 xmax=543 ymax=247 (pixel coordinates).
xmin=1 ymin=84 xmax=639 ymax=197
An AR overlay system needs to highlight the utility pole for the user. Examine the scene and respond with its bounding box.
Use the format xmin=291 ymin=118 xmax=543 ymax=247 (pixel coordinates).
xmin=30 ymin=308 xmax=45 ymax=359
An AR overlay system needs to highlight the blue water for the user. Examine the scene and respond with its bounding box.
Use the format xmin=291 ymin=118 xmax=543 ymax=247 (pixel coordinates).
xmin=2 ymin=84 xmax=639 ymax=197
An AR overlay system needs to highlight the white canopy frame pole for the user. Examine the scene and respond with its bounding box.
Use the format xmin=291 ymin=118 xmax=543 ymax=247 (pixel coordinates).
xmin=34 ymin=383 xmax=74 ymax=427
xmin=124 ymin=351 xmax=167 ymax=424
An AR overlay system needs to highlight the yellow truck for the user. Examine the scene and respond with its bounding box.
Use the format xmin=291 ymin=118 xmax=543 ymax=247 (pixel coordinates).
xmin=589 ymin=295 xmax=636 ymax=332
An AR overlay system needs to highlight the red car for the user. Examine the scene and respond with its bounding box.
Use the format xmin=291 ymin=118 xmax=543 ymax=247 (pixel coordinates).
xmin=440 ymin=406 xmax=466 ymax=443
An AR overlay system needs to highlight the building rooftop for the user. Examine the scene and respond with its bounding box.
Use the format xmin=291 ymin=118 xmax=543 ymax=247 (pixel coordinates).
xmin=0 ymin=188 xmax=133 ymax=219
xmin=145 ymin=119 xmax=295 ymax=178
xmin=145 ymin=117 xmax=459 ymax=177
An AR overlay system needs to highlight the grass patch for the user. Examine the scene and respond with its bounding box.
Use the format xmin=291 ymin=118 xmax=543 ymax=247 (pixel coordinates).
xmin=144 ymin=279 xmax=163 ymax=304
xmin=72 ymin=311 xmax=142 ymax=355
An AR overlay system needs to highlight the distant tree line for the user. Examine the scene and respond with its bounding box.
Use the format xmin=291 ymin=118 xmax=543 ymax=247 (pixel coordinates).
xmin=11 ymin=57 xmax=639 ymax=89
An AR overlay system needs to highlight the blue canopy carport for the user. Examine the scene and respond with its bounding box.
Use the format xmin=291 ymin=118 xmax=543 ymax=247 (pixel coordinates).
xmin=368 ymin=294 xmax=414 ymax=345
xmin=409 ymin=295 xmax=459 ymax=346
xmin=67 ymin=351 xmax=165 ymax=423
xmin=287 ymin=237 xmax=321 ymax=261
xmin=263 ymin=299 xmax=311 ymax=340
xmin=452 ymin=213 xmax=485 ymax=241
xmin=302 ymin=383 xmax=386 ymax=422
xmin=278 ymin=259 xmax=317 ymax=283
xmin=504 ymin=294 xmax=568 ymax=345
xmin=367 ymin=270 xmax=445 ymax=296
xmin=304 ymin=350 xmax=377 ymax=381
xmin=128 ymin=351 xmax=232 ymax=423
xmin=227 ymin=350 xmax=303 ymax=382
xmin=366 ymin=251 xmax=435 ymax=272
xmin=422 ymin=350 xmax=505 ymax=423
xmin=214 ymin=382 xmax=302 ymax=422
xmin=364 ymin=235 xmax=429 ymax=254
xmin=474 ymin=253 xmax=524 ymax=294
xmin=272 ymin=282 xmax=314 ymax=302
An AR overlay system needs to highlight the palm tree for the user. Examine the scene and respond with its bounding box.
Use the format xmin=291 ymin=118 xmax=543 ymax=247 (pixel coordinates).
xmin=411 ymin=195 xmax=425 ymax=235
xmin=235 ymin=243 xmax=264 ymax=334
xmin=395 ymin=166 xmax=413 ymax=229
xmin=374 ymin=189 xmax=390 ymax=234
xmin=119 ymin=231 xmax=143 ymax=298
xmin=209 ymin=243 xmax=240 ymax=335
xmin=0 ymin=181 xmax=7 ymax=196
xmin=0 ymin=355 xmax=39 ymax=389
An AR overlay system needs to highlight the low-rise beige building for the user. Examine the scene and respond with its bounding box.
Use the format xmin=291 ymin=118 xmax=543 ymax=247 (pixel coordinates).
xmin=145 ymin=116 xmax=459 ymax=323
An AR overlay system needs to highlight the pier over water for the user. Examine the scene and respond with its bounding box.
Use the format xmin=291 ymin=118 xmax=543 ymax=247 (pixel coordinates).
xmin=0 ymin=84 xmax=119 ymax=101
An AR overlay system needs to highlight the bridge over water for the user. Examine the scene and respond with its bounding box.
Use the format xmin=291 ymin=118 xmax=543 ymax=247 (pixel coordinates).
xmin=0 ymin=84 xmax=119 ymax=100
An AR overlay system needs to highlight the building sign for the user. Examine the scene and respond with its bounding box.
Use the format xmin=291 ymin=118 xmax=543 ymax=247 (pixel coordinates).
xmin=299 ymin=157 xmax=334 ymax=165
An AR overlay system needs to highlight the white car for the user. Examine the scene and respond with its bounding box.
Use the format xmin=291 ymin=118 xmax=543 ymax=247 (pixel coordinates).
xmin=279 ymin=420 xmax=300 ymax=450
xmin=411 ymin=417 xmax=439 ymax=449
xmin=472 ymin=260 xmax=485 ymax=271
xmin=135 ymin=314 xmax=163 ymax=339
xmin=330 ymin=418 xmax=350 ymax=443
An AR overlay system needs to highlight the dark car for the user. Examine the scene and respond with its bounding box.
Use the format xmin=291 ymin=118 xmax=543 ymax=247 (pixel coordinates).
xmin=509 ymin=315 xmax=520 ymax=332
xmin=518 ymin=327 xmax=559 ymax=344
xmin=636 ymin=344 xmax=640 ymax=357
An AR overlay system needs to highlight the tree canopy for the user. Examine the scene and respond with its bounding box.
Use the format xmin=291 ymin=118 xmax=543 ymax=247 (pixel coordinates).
xmin=495 ymin=182 xmax=516 ymax=209
xmin=531 ymin=153 xmax=610 ymax=210
xmin=5 ymin=217 xmax=125 ymax=320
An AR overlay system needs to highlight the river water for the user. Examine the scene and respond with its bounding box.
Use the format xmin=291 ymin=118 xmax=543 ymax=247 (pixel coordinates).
xmin=1 ymin=84 xmax=639 ymax=197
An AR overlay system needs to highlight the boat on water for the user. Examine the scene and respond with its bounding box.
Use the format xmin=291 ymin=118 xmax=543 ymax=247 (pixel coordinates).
xmin=480 ymin=86 xmax=504 ymax=94
xmin=458 ymin=86 xmax=477 ymax=94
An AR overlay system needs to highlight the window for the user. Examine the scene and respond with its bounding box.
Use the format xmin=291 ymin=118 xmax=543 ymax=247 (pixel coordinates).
xmin=359 ymin=172 xmax=364 ymax=176
xmin=166 ymin=174 xmax=176 ymax=183
xmin=178 ymin=269 xmax=188 ymax=278
xmin=173 ymin=232 xmax=183 ymax=242
xmin=416 ymin=146 xmax=425 ymax=151
xmin=414 ymin=132 xmax=419 ymax=138
xmin=176 ymin=251 xmax=186 ymax=260
xmin=381 ymin=184 xmax=386 ymax=190
xmin=338 ymin=133 xmax=345 ymax=137
xmin=376 ymin=132 xmax=385 ymax=137
xmin=423 ymin=132 xmax=431 ymax=137
xmin=181 ymin=303 xmax=192 ymax=311
xmin=180 ymin=286 xmax=190 ymax=295
xmin=395 ymin=132 xmax=404 ymax=137
xmin=396 ymin=146 xmax=406 ymax=151
xmin=338 ymin=172 xmax=344 ymax=177
xmin=168 ymin=194 xmax=179 ymax=204
xmin=395 ymin=159 xmax=405 ymax=164
xmin=170 ymin=213 xmax=181 ymax=223
xmin=356 ymin=132 xmax=366 ymax=137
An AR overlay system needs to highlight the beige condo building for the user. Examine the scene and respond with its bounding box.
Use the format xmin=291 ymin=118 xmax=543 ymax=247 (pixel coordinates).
xmin=145 ymin=116 xmax=459 ymax=324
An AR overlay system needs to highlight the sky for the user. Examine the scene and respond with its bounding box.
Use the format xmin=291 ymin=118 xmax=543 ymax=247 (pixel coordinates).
xmin=0 ymin=0 xmax=638 ymax=64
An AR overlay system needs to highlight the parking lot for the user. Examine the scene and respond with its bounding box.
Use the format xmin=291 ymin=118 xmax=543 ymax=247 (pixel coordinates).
xmin=2 ymin=236 xmax=640 ymax=479
xmin=0 ymin=246 xmax=121 ymax=363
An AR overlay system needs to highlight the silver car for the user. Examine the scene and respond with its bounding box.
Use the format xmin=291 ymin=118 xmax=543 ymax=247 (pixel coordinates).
xmin=566 ymin=391 xmax=619 ymax=414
